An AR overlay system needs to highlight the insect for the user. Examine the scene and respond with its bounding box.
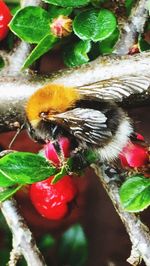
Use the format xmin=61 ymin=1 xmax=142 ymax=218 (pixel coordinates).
xmin=25 ymin=75 xmax=150 ymax=162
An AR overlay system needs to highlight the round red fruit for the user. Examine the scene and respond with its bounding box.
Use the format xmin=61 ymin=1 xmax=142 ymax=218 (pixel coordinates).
xmin=30 ymin=175 xmax=77 ymax=220
xmin=119 ymin=142 xmax=149 ymax=168
xmin=44 ymin=136 xmax=71 ymax=166
xmin=0 ymin=1 xmax=12 ymax=41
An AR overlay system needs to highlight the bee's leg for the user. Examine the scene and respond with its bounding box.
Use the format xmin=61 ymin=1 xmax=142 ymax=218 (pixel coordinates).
xmin=71 ymin=150 xmax=91 ymax=172
xmin=52 ymin=140 xmax=65 ymax=164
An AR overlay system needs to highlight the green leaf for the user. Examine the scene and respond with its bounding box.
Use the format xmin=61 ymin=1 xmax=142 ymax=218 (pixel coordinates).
xmin=73 ymin=9 xmax=117 ymax=42
xmin=8 ymin=3 xmax=20 ymax=15
xmin=125 ymin=0 xmax=136 ymax=16
xmin=42 ymin=0 xmax=90 ymax=7
xmin=91 ymin=0 xmax=108 ymax=8
xmin=0 ymin=152 xmax=57 ymax=187
xmin=0 ymin=185 xmax=23 ymax=202
xmin=119 ymin=175 xmax=150 ymax=212
xmin=9 ymin=6 xmax=50 ymax=43
xmin=22 ymin=34 xmax=58 ymax=69
xmin=48 ymin=6 xmax=73 ymax=22
xmin=99 ymin=27 xmax=120 ymax=54
xmin=63 ymin=40 xmax=91 ymax=67
xmin=94 ymin=9 xmax=117 ymax=42
xmin=138 ymin=34 xmax=150 ymax=52
xmin=73 ymin=9 xmax=98 ymax=41
xmin=39 ymin=234 xmax=56 ymax=250
xmin=0 ymin=57 xmax=5 ymax=71
xmin=58 ymin=224 xmax=88 ymax=266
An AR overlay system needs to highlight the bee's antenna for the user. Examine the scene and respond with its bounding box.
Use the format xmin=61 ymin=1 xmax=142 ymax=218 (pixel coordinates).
xmin=8 ymin=123 xmax=25 ymax=149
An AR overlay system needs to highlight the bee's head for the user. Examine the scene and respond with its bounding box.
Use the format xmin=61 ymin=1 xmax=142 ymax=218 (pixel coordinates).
xmin=26 ymin=84 xmax=81 ymax=127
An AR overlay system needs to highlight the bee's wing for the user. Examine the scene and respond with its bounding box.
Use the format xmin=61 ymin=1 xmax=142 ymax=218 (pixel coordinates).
xmin=54 ymin=108 xmax=112 ymax=145
xmin=77 ymin=75 xmax=150 ymax=102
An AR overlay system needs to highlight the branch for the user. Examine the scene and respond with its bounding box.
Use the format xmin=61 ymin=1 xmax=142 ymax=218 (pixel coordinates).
xmin=21 ymin=0 xmax=43 ymax=6
xmin=92 ymin=164 xmax=150 ymax=266
xmin=115 ymin=0 xmax=149 ymax=55
xmin=0 ymin=198 xmax=47 ymax=266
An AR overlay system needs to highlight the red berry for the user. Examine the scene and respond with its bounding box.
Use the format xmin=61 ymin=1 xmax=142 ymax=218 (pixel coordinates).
xmin=0 ymin=0 xmax=12 ymax=41
xmin=135 ymin=133 xmax=145 ymax=141
xmin=119 ymin=142 xmax=149 ymax=168
xmin=44 ymin=137 xmax=71 ymax=166
xmin=30 ymin=175 xmax=77 ymax=220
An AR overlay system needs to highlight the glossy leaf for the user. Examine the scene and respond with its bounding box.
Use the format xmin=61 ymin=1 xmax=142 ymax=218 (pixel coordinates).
xmin=22 ymin=34 xmax=58 ymax=69
xmin=94 ymin=9 xmax=117 ymax=41
xmin=42 ymin=0 xmax=90 ymax=7
xmin=119 ymin=175 xmax=150 ymax=212
xmin=9 ymin=6 xmax=50 ymax=43
xmin=0 ymin=185 xmax=22 ymax=202
xmin=0 ymin=152 xmax=57 ymax=187
xmin=58 ymin=224 xmax=88 ymax=266
xmin=138 ymin=35 xmax=150 ymax=52
xmin=99 ymin=27 xmax=120 ymax=54
xmin=63 ymin=40 xmax=91 ymax=67
xmin=73 ymin=9 xmax=99 ymax=41
xmin=73 ymin=9 xmax=117 ymax=42
xmin=48 ymin=6 xmax=73 ymax=22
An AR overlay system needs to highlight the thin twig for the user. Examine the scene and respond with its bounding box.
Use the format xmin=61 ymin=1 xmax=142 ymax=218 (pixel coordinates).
xmin=8 ymin=248 xmax=21 ymax=266
xmin=21 ymin=0 xmax=43 ymax=7
xmin=92 ymin=164 xmax=150 ymax=266
xmin=115 ymin=0 xmax=149 ymax=55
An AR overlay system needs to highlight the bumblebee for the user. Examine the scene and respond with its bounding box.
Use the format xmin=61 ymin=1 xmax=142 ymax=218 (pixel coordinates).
xmin=25 ymin=76 xmax=150 ymax=162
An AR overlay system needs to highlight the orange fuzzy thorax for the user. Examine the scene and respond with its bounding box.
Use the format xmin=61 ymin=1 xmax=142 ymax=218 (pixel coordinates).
xmin=26 ymin=84 xmax=81 ymax=124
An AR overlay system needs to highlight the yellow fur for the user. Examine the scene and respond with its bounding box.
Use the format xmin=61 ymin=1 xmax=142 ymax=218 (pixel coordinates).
xmin=26 ymin=84 xmax=81 ymax=123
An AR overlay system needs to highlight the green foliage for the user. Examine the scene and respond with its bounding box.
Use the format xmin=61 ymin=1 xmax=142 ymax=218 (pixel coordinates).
xmin=138 ymin=35 xmax=150 ymax=52
xmin=42 ymin=0 xmax=90 ymax=7
xmin=0 ymin=56 xmax=5 ymax=70
xmin=119 ymin=175 xmax=150 ymax=212
xmin=48 ymin=5 xmax=73 ymax=21
xmin=99 ymin=27 xmax=120 ymax=54
xmin=8 ymin=1 xmax=120 ymax=69
xmin=58 ymin=224 xmax=88 ymax=266
xmin=0 ymin=152 xmax=56 ymax=188
xmin=0 ymin=185 xmax=23 ymax=202
xmin=9 ymin=7 xmax=50 ymax=43
xmin=39 ymin=234 xmax=56 ymax=250
xmin=73 ymin=9 xmax=117 ymax=42
xmin=91 ymin=0 xmax=109 ymax=8
xmin=63 ymin=40 xmax=91 ymax=67
xmin=22 ymin=34 xmax=58 ymax=69
xmin=0 ymin=148 xmax=97 ymax=202
xmin=138 ymin=20 xmax=150 ymax=52
xmin=125 ymin=0 xmax=136 ymax=16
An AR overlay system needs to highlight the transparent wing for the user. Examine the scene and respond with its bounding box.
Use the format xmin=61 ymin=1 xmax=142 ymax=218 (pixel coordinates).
xmin=77 ymin=75 xmax=150 ymax=102
xmin=54 ymin=108 xmax=112 ymax=145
